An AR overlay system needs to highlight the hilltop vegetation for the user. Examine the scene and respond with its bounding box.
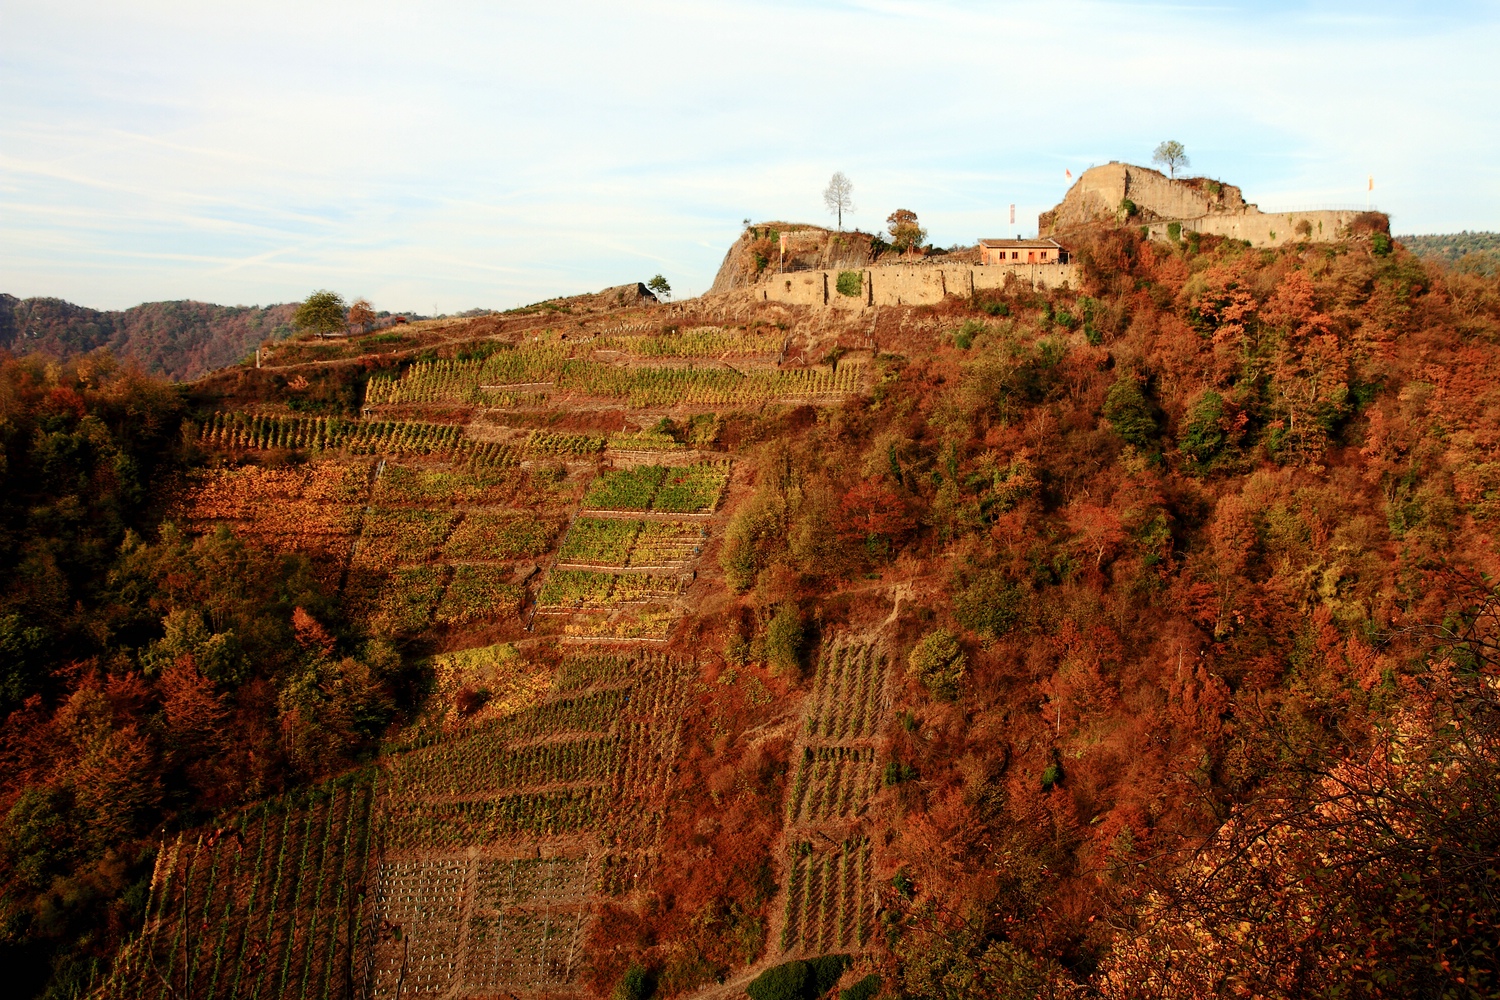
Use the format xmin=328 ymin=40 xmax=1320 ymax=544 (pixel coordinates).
xmin=1400 ymin=230 xmax=1500 ymax=275
xmin=2 ymin=225 xmax=1499 ymax=999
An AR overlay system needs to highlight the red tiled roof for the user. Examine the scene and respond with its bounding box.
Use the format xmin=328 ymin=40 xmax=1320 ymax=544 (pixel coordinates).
xmin=978 ymin=238 xmax=1064 ymax=249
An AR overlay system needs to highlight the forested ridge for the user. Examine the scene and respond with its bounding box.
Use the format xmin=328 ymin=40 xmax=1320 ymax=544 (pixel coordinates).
xmin=0 ymin=296 xmax=300 ymax=381
xmin=1399 ymin=231 xmax=1500 ymax=276
xmin=1 ymin=227 xmax=1497 ymax=999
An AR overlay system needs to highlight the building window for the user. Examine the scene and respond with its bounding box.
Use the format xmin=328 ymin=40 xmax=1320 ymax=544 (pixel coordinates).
xmin=1011 ymin=251 xmax=1019 ymax=259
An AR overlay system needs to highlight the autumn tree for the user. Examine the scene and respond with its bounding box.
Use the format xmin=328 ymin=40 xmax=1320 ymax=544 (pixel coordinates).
xmin=908 ymin=629 xmax=966 ymax=700
xmin=887 ymin=208 xmax=927 ymax=254
xmin=1152 ymin=139 xmax=1189 ymax=180
xmin=1101 ymin=661 xmax=1500 ymax=998
xmin=823 ymin=171 xmax=854 ymax=230
xmin=293 ymin=289 xmax=347 ymax=338
xmin=346 ymin=297 xmax=375 ymax=333
xmin=1102 ymin=369 xmax=1158 ymax=449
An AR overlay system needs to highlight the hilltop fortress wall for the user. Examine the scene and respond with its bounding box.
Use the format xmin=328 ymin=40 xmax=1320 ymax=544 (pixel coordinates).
xmin=755 ymin=261 xmax=1078 ymax=309
xmin=1041 ymin=161 xmax=1385 ymax=248
xmin=1141 ymin=209 xmax=1370 ymax=246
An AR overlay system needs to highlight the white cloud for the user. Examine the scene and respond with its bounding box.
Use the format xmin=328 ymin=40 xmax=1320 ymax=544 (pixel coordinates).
xmin=1 ymin=0 xmax=1497 ymax=309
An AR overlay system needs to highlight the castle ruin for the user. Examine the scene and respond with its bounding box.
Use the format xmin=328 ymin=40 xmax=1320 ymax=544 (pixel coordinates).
xmin=1040 ymin=161 xmax=1388 ymax=247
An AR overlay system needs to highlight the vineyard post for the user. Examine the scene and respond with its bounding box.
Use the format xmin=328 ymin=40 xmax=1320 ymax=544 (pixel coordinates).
xmin=203 ymin=815 xmax=249 ymax=1000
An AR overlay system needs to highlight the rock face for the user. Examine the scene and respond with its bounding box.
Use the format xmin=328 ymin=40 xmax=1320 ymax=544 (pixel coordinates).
xmin=1040 ymin=162 xmax=1247 ymax=232
xmin=593 ymin=282 xmax=659 ymax=307
xmin=1040 ymin=162 xmax=1387 ymax=248
xmin=709 ymin=224 xmax=876 ymax=294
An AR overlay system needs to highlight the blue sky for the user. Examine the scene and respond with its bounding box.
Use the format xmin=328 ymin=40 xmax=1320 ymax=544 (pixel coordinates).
xmin=3 ymin=0 xmax=1498 ymax=311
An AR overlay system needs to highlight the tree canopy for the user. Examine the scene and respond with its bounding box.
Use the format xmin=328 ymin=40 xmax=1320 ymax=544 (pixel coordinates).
xmin=1152 ymin=139 xmax=1189 ymax=179
xmin=887 ymin=208 xmax=926 ymax=253
xmin=293 ymin=289 xmax=347 ymax=337
xmin=347 ymin=297 xmax=375 ymax=332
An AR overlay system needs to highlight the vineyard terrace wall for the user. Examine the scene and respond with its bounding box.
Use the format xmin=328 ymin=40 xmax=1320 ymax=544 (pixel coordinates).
xmin=755 ymin=262 xmax=1080 ymax=310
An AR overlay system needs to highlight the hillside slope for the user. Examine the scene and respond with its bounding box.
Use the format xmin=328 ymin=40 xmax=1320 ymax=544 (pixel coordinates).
xmin=1 ymin=225 xmax=1498 ymax=1000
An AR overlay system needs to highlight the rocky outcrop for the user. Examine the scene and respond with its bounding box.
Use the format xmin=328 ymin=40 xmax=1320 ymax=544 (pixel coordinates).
xmin=709 ymin=224 xmax=876 ymax=294
xmin=593 ymin=282 xmax=659 ymax=307
xmin=1040 ymin=163 xmax=1246 ymax=232
xmin=1039 ymin=162 xmax=1387 ymax=248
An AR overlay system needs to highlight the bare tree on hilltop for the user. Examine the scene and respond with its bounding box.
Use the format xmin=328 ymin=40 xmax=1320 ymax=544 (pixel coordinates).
xmin=824 ymin=172 xmax=855 ymax=230
xmin=1153 ymin=140 xmax=1189 ymax=180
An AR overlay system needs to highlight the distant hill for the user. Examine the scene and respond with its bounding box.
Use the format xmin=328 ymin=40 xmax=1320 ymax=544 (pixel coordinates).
xmin=1398 ymin=231 xmax=1500 ymax=275
xmin=0 ymin=295 xmax=300 ymax=380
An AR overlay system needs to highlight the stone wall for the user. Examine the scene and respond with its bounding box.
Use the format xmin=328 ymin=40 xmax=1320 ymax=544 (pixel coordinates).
xmin=753 ymin=262 xmax=1078 ymax=309
xmin=1143 ymin=210 xmax=1373 ymax=247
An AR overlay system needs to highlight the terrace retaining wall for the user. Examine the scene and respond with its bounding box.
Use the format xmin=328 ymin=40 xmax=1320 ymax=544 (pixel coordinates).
xmin=756 ymin=262 xmax=1079 ymax=310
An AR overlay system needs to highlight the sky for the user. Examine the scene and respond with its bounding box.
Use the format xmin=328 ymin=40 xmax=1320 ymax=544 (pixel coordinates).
xmin=2 ymin=1 xmax=1499 ymax=312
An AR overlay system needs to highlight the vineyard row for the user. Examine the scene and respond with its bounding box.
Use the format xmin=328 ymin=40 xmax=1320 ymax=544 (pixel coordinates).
xmin=581 ymin=462 xmax=730 ymax=514
xmin=363 ymin=352 xmax=866 ymax=408
xmin=536 ymin=569 xmax=690 ymax=609
xmin=98 ymin=770 xmax=379 ymax=1000
xmin=806 ymin=640 xmax=889 ymax=741
xmin=198 ymin=412 xmax=515 ymax=464
xmin=786 ymin=746 xmax=880 ymax=825
xmin=779 ymin=838 xmax=874 ymax=955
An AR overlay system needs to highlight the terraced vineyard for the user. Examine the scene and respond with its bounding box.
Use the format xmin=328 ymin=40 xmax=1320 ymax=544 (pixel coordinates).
xmin=628 ymin=520 xmax=706 ymax=566
xmin=199 ymin=412 xmax=492 ymax=458
xmin=779 ymin=837 xmax=875 ymax=954
xmin=778 ymin=638 xmax=889 ymax=955
xmin=95 ymin=650 xmax=693 ymax=1000
xmin=591 ymin=325 xmax=785 ymax=358
xmin=350 ymin=507 xmax=458 ymax=570
xmin=786 ymin=746 xmax=881 ymax=825
xmin=434 ymin=565 xmax=524 ymax=625
xmin=537 ymin=462 xmax=726 ymax=639
xmin=175 ymin=460 xmax=372 ymax=585
xmin=608 ymin=428 xmax=685 ymax=452
xmin=560 ymin=604 xmax=679 ymax=642
xmin=95 ymin=771 xmax=380 ymax=1000
xmin=803 ymin=639 xmax=889 ymax=741
xmin=525 ymin=428 xmax=608 ymax=457
xmin=580 ymin=462 xmax=729 ymax=514
xmin=580 ymin=465 xmax=666 ymax=511
xmin=184 ymin=379 xmax=742 ymax=641
xmin=371 ymin=463 xmax=519 ymax=506
xmin=362 ymin=342 xmax=865 ymax=409
xmin=181 ymin=439 xmax=572 ymax=639
xmin=558 ymin=518 xmax=705 ymax=569
xmin=536 ymin=569 xmax=689 ymax=609
xmin=369 ymin=651 xmax=694 ymax=997
xmin=442 ymin=509 xmax=565 ymax=562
